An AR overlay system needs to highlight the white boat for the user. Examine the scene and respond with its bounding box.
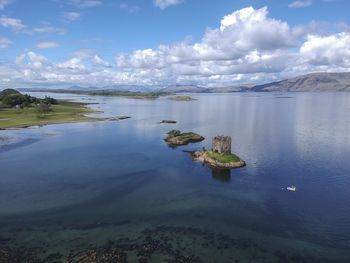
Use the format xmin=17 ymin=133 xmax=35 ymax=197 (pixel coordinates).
xmin=287 ymin=186 xmax=296 ymax=191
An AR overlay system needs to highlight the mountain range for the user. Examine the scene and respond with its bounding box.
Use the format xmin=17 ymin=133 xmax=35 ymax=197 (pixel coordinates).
xmin=17 ymin=72 xmax=350 ymax=93
xmin=160 ymin=72 xmax=350 ymax=93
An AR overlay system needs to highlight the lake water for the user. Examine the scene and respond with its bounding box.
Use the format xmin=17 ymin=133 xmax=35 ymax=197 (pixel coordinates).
xmin=0 ymin=92 xmax=350 ymax=262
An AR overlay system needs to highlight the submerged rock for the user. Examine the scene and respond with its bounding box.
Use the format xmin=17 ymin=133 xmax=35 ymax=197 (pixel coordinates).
xmin=105 ymin=116 xmax=131 ymax=121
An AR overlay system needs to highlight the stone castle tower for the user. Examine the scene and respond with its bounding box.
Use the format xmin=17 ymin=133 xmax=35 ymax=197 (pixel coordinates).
xmin=212 ymin=135 xmax=231 ymax=155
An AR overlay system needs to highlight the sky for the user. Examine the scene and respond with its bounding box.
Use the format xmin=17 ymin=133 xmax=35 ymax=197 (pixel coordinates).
xmin=0 ymin=0 xmax=350 ymax=89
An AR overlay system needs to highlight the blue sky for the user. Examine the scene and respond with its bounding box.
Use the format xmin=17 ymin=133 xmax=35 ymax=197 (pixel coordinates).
xmin=1 ymin=0 xmax=350 ymax=89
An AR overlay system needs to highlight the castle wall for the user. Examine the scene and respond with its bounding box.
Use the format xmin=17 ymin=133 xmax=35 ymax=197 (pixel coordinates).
xmin=212 ymin=135 xmax=231 ymax=155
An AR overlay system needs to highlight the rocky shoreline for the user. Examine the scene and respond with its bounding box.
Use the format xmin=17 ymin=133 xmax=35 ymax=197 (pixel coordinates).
xmin=164 ymin=131 xmax=204 ymax=146
xmin=191 ymin=150 xmax=246 ymax=169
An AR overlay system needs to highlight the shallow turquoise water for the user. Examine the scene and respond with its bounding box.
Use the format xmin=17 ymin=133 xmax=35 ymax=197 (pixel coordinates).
xmin=0 ymin=92 xmax=350 ymax=262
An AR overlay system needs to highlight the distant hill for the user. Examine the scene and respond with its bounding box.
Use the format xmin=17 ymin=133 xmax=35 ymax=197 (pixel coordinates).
xmin=0 ymin=88 xmax=20 ymax=96
xmin=160 ymin=85 xmax=208 ymax=93
xmin=160 ymin=72 xmax=350 ymax=93
xmin=252 ymin=72 xmax=350 ymax=92
xmin=207 ymin=84 xmax=255 ymax=93
xmin=10 ymin=72 xmax=350 ymax=94
xmin=68 ymin=86 xmax=98 ymax=91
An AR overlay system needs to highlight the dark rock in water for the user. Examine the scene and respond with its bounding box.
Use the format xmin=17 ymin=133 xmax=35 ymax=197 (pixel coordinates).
xmin=164 ymin=131 xmax=204 ymax=146
xmin=160 ymin=120 xmax=177 ymax=124
xmin=71 ymin=248 xmax=127 ymax=263
xmin=172 ymin=254 xmax=198 ymax=263
xmin=137 ymin=239 xmax=161 ymax=258
xmin=105 ymin=116 xmax=131 ymax=121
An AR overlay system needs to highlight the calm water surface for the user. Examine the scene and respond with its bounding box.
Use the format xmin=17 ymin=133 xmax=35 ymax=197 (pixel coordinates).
xmin=0 ymin=92 xmax=350 ymax=262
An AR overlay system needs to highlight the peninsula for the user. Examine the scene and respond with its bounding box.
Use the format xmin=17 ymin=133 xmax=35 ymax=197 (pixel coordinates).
xmin=164 ymin=130 xmax=204 ymax=146
xmin=0 ymin=89 xmax=130 ymax=129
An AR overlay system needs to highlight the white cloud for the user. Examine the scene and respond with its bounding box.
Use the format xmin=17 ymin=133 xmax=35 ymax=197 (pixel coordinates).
xmin=0 ymin=0 xmax=13 ymax=10
xmin=71 ymin=48 xmax=98 ymax=59
xmin=0 ymin=15 xmax=27 ymax=31
xmin=0 ymin=36 xmax=12 ymax=49
xmin=288 ymin=1 xmax=312 ymax=8
xmin=154 ymin=0 xmax=181 ymax=10
xmin=59 ymin=57 xmax=86 ymax=70
xmin=114 ymin=6 xmax=298 ymax=76
xmin=69 ymin=0 xmax=101 ymax=8
xmin=91 ymin=55 xmax=111 ymax=67
xmin=1 ymin=6 xmax=350 ymax=89
xmin=300 ymin=33 xmax=350 ymax=67
xmin=33 ymin=27 xmax=65 ymax=35
xmin=62 ymin=12 xmax=81 ymax=22
xmin=36 ymin=42 xmax=61 ymax=49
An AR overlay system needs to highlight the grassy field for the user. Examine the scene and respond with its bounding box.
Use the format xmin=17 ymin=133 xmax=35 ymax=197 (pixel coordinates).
xmin=0 ymin=100 xmax=103 ymax=129
xmin=206 ymin=150 xmax=241 ymax=163
xmin=177 ymin=132 xmax=202 ymax=141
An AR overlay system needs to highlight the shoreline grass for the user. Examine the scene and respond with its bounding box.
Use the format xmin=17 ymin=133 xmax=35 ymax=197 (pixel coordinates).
xmin=0 ymin=100 xmax=105 ymax=129
xmin=206 ymin=150 xmax=241 ymax=163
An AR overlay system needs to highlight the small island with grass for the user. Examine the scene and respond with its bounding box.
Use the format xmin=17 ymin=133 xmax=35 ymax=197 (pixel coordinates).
xmin=164 ymin=130 xmax=204 ymax=146
xmin=168 ymin=96 xmax=196 ymax=101
xmin=0 ymin=89 xmax=130 ymax=129
xmin=191 ymin=135 xmax=246 ymax=169
xmin=160 ymin=120 xmax=177 ymax=124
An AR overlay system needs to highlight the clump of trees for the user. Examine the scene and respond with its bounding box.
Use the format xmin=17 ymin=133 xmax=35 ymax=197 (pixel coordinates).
xmin=42 ymin=96 xmax=57 ymax=105
xmin=0 ymin=90 xmax=57 ymax=108
xmin=167 ymin=130 xmax=181 ymax=137
xmin=0 ymin=88 xmax=20 ymax=96
xmin=1 ymin=94 xmax=40 ymax=107
xmin=35 ymin=102 xmax=52 ymax=118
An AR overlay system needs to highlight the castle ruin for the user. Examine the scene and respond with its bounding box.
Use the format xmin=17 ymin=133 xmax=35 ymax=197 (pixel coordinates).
xmin=212 ymin=135 xmax=231 ymax=155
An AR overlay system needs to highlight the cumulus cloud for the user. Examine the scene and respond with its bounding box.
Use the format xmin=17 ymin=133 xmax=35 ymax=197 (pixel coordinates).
xmin=1 ymin=6 xmax=350 ymax=89
xmin=154 ymin=0 xmax=181 ymax=10
xmin=288 ymin=1 xmax=312 ymax=8
xmin=112 ymin=6 xmax=350 ymax=86
xmin=0 ymin=15 xmax=27 ymax=32
xmin=36 ymin=42 xmax=61 ymax=49
xmin=0 ymin=36 xmax=12 ymax=49
xmin=300 ymin=33 xmax=350 ymax=67
xmin=114 ymin=6 xmax=299 ymax=80
xmin=91 ymin=55 xmax=111 ymax=67
xmin=0 ymin=0 xmax=12 ymax=10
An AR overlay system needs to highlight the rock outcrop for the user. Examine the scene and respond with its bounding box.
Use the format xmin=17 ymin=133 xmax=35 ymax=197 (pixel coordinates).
xmin=192 ymin=151 xmax=246 ymax=169
xmin=164 ymin=131 xmax=204 ymax=146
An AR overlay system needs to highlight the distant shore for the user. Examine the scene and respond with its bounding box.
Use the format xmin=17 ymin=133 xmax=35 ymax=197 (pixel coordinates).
xmin=25 ymin=89 xmax=169 ymax=99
